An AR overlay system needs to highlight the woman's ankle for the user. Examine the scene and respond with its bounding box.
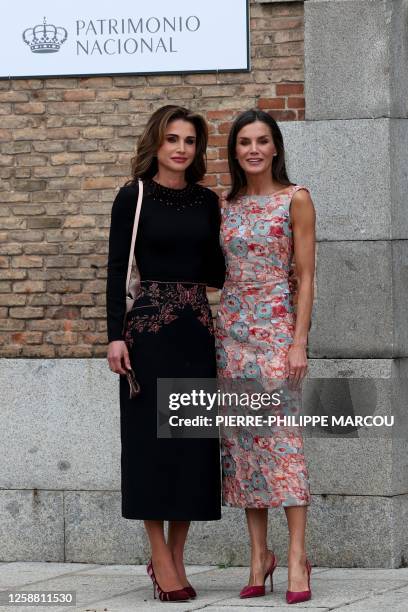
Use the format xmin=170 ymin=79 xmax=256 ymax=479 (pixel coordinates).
xmin=288 ymin=549 xmax=307 ymax=565
xmin=250 ymin=546 xmax=270 ymax=561
xmin=169 ymin=548 xmax=184 ymax=563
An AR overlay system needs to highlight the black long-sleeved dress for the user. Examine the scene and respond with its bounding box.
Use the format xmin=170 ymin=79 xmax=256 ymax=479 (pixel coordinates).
xmin=106 ymin=178 xmax=225 ymax=520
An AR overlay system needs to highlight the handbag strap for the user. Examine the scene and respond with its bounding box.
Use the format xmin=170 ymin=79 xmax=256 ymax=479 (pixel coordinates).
xmin=125 ymin=178 xmax=143 ymax=296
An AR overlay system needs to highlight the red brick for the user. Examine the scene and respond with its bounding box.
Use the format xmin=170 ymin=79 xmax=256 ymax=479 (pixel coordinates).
xmin=276 ymin=83 xmax=304 ymax=96
xmin=45 ymin=331 xmax=78 ymax=344
xmin=21 ymin=345 xmax=56 ymax=357
xmin=79 ymin=77 xmax=113 ymax=89
xmin=83 ymin=177 xmax=117 ymax=190
xmin=56 ymin=345 xmax=93 ymax=357
xmin=0 ymin=345 xmax=23 ymax=357
xmin=287 ymin=97 xmax=305 ymax=109
xmin=258 ymin=98 xmax=286 ymax=110
xmin=0 ymin=319 xmax=25 ymax=331
xmin=209 ymin=135 xmax=228 ymax=147
xmin=46 ymin=306 xmax=80 ymax=319
xmin=217 ymin=122 xmax=234 ymax=134
xmin=10 ymin=306 xmax=44 ymax=318
xmin=219 ymin=174 xmax=232 ymax=187
xmin=267 ymin=110 xmax=297 ymax=121
xmin=207 ymin=110 xmax=236 ymax=120
xmin=202 ymin=175 xmax=217 ymax=187
xmin=13 ymin=280 xmax=45 ymax=293
xmin=63 ymin=90 xmax=96 ymax=101
xmin=207 ymin=160 xmax=229 ymax=174
xmin=14 ymin=103 xmax=45 ymax=114
xmin=11 ymin=331 xmax=43 ymax=344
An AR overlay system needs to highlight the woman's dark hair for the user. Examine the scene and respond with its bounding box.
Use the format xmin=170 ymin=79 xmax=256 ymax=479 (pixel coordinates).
xmin=129 ymin=105 xmax=208 ymax=184
xmin=227 ymin=109 xmax=293 ymax=201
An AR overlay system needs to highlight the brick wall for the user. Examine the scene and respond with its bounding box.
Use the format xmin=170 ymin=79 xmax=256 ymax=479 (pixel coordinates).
xmin=0 ymin=1 xmax=304 ymax=357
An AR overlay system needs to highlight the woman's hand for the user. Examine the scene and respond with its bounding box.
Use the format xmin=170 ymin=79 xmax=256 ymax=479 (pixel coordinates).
xmin=107 ymin=340 xmax=131 ymax=375
xmin=287 ymin=344 xmax=308 ymax=388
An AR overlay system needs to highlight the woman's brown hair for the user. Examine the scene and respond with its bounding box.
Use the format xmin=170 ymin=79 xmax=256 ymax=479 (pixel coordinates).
xmin=227 ymin=109 xmax=293 ymax=201
xmin=129 ymin=105 xmax=208 ymax=184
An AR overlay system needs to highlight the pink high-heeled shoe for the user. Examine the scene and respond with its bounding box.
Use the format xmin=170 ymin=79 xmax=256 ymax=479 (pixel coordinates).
xmin=146 ymin=559 xmax=190 ymax=602
xmin=286 ymin=558 xmax=312 ymax=604
xmin=239 ymin=551 xmax=278 ymax=599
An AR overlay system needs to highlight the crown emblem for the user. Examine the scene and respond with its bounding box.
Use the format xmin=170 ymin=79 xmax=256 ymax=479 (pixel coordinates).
xmin=23 ymin=17 xmax=67 ymax=53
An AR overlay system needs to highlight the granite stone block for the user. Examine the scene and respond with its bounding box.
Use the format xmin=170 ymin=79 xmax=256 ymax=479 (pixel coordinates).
xmin=0 ymin=490 xmax=64 ymax=562
xmin=305 ymin=0 xmax=408 ymax=120
xmin=0 ymin=359 xmax=121 ymax=490
xmin=64 ymin=491 xmax=148 ymax=564
xmin=280 ymin=119 xmax=408 ymax=241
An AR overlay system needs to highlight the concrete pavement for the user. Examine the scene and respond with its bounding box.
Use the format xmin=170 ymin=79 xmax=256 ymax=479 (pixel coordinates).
xmin=1 ymin=562 xmax=408 ymax=611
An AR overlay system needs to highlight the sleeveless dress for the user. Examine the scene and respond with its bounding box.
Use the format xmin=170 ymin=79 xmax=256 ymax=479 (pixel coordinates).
xmin=106 ymin=179 xmax=225 ymax=520
xmin=215 ymin=185 xmax=311 ymax=508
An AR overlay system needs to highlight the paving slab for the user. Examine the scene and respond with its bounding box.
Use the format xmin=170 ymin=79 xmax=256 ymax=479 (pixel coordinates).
xmin=74 ymin=585 xmax=237 ymax=612
xmin=316 ymin=567 xmax=408 ymax=581
xmin=0 ymin=573 xmax=145 ymax=612
xmin=0 ymin=561 xmax=100 ymax=589
xmin=335 ymin=583 xmax=408 ymax=611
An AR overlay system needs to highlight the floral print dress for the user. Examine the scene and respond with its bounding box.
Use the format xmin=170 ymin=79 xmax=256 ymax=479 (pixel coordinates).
xmin=215 ymin=185 xmax=311 ymax=508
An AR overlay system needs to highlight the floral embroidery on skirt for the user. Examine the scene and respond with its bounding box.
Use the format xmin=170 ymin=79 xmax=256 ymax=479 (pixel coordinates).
xmin=124 ymin=281 xmax=213 ymax=349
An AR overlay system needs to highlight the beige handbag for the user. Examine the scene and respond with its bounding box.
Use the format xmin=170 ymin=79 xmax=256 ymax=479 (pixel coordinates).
xmin=122 ymin=178 xmax=144 ymax=398
xmin=124 ymin=178 xmax=144 ymax=322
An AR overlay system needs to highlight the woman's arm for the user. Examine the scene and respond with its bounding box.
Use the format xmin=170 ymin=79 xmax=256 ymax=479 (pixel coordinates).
xmin=206 ymin=190 xmax=226 ymax=290
xmin=288 ymin=189 xmax=316 ymax=385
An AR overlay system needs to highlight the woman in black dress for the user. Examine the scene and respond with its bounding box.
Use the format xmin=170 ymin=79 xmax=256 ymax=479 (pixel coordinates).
xmin=106 ymin=105 xmax=225 ymax=602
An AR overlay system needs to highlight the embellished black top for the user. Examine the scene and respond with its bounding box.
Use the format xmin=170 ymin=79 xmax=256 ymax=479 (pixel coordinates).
xmin=106 ymin=179 xmax=226 ymax=342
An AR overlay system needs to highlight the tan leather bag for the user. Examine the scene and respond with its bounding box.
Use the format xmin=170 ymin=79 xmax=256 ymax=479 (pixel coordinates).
xmin=122 ymin=178 xmax=144 ymax=399
xmin=122 ymin=178 xmax=144 ymax=330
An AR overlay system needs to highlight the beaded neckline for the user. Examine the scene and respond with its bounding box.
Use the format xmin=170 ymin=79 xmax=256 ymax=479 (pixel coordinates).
xmin=146 ymin=178 xmax=205 ymax=211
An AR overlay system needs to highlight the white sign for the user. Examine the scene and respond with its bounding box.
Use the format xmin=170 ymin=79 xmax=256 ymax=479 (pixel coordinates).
xmin=1 ymin=0 xmax=249 ymax=79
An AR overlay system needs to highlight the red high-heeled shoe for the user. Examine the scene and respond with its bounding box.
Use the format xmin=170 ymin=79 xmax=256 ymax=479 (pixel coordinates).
xmin=184 ymin=583 xmax=197 ymax=599
xmin=239 ymin=551 xmax=278 ymax=599
xmin=286 ymin=558 xmax=312 ymax=604
xmin=146 ymin=559 xmax=190 ymax=602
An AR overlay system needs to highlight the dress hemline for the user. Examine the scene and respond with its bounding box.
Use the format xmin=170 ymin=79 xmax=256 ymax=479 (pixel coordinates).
xmin=122 ymin=512 xmax=222 ymax=521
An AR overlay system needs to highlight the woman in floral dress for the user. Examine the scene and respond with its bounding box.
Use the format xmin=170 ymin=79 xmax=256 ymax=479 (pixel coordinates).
xmin=216 ymin=110 xmax=316 ymax=603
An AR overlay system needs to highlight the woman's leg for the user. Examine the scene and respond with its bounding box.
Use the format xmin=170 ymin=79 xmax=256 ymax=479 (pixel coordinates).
xmin=245 ymin=508 xmax=274 ymax=586
xmin=284 ymin=506 xmax=309 ymax=591
xmin=168 ymin=521 xmax=191 ymax=586
xmin=144 ymin=520 xmax=184 ymax=591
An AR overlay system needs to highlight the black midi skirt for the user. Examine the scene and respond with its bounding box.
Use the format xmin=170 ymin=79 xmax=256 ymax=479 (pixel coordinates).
xmin=120 ymin=280 xmax=221 ymax=521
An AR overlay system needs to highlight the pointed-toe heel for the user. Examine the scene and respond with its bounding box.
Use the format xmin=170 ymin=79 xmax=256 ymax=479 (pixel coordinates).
xmin=146 ymin=559 xmax=190 ymax=602
xmin=286 ymin=558 xmax=312 ymax=604
xmin=184 ymin=583 xmax=197 ymax=599
xmin=239 ymin=551 xmax=278 ymax=599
